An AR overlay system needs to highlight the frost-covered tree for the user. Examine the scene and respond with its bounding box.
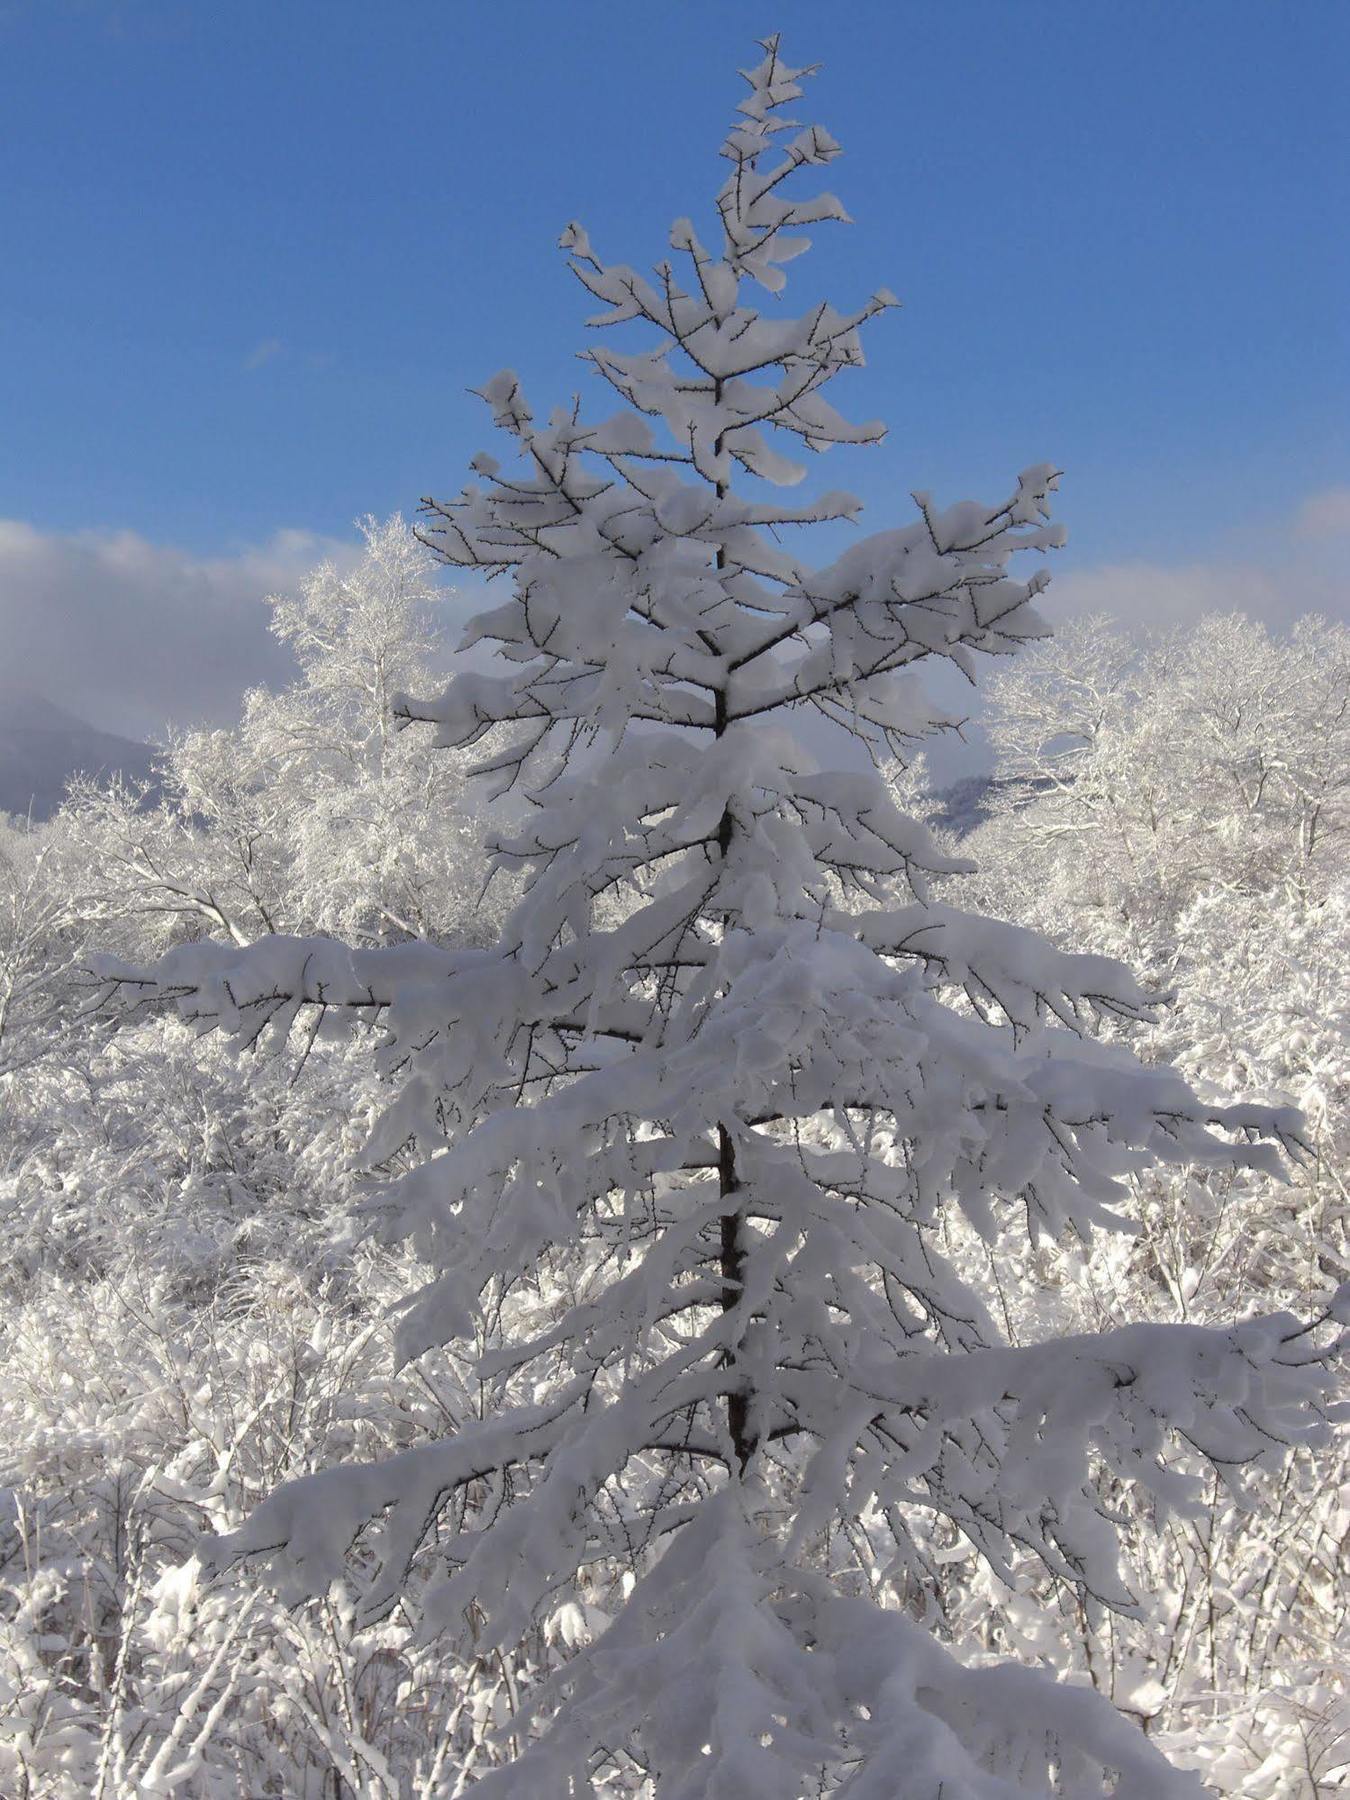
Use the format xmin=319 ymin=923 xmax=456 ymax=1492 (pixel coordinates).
xmin=981 ymin=612 xmax=1350 ymax=942
xmin=234 ymin=512 xmax=487 ymax=945
xmin=97 ymin=40 xmax=1345 ymax=1796
xmin=0 ymin=815 xmax=90 ymax=1084
xmin=958 ymin=611 xmax=1350 ymax=1788
xmin=65 ymin=515 xmax=494 ymax=955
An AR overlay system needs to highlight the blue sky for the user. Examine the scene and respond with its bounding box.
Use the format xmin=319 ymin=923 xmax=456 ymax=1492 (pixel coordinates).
xmin=1 ymin=0 xmax=1346 ymax=741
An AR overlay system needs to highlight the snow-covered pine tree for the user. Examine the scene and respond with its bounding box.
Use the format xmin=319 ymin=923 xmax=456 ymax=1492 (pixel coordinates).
xmin=96 ymin=37 xmax=1345 ymax=1797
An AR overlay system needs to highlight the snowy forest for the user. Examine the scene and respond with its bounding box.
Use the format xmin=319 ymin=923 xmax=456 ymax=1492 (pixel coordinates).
xmin=2 ymin=35 xmax=1346 ymax=1800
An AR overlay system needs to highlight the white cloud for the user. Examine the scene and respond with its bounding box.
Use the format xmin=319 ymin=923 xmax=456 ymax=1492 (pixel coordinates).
xmin=1038 ymin=483 xmax=1350 ymax=636
xmin=1045 ymin=554 xmax=1349 ymax=637
xmin=0 ymin=520 xmax=355 ymax=741
xmin=243 ymin=337 xmax=284 ymax=371
xmin=1294 ymin=487 xmax=1350 ymax=541
xmin=917 ymin=489 xmax=1350 ymax=788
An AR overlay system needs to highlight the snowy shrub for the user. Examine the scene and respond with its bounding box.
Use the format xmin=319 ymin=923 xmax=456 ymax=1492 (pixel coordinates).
xmin=0 ymin=1254 xmax=527 ymax=1796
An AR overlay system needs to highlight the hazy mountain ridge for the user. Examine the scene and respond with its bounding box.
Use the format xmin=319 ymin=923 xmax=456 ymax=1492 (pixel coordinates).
xmin=0 ymin=689 xmax=161 ymax=820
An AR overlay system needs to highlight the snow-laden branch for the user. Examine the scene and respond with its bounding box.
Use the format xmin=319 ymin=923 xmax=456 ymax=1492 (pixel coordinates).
xmin=468 ymin=1492 xmax=1212 ymax=1799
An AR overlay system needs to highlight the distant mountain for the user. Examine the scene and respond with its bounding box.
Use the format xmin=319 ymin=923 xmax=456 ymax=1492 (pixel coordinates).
xmin=927 ymin=773 xmax=999 ymax=838
xmin=926 ymin=771 xmax=1058 ymax=839
xmin=0 ymin=688 xmax=161 ymax=820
